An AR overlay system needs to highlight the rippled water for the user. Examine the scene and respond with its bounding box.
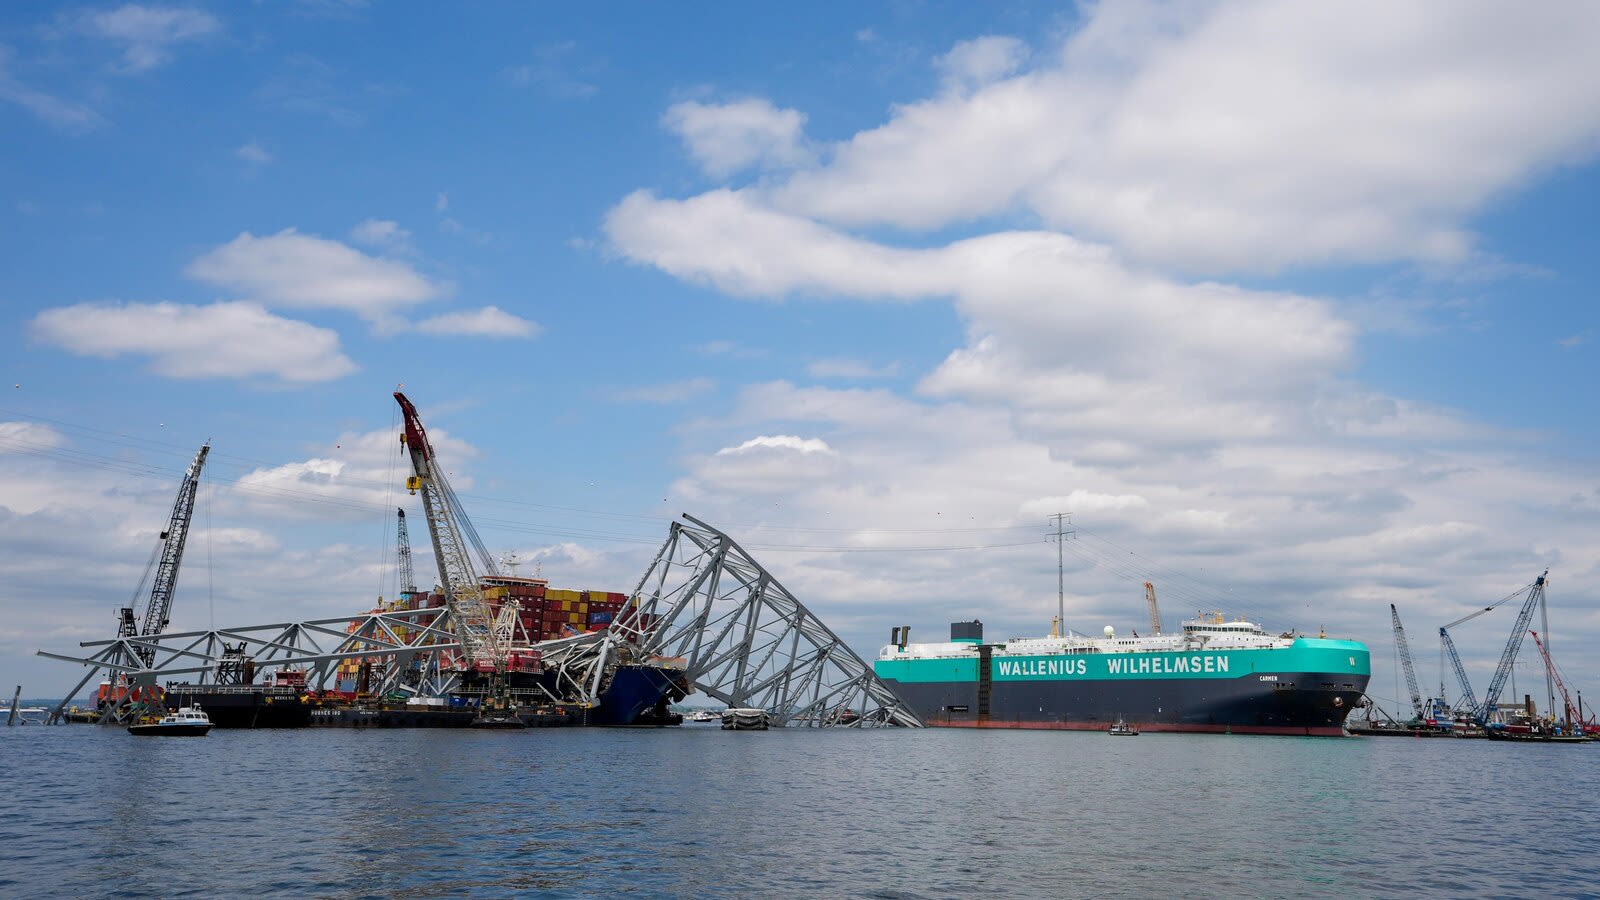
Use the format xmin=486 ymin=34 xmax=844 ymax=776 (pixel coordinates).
xmin=3 ymin=724 xmax=1595 ymax=898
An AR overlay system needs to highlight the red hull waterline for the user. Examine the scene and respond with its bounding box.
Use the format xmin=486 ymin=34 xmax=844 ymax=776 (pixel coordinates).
xmin=933 ymin=719 xmax=1350 ymax=737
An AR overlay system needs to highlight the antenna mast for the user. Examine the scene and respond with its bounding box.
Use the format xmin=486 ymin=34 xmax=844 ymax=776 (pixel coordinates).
xmin=1048 ymin=512 xmax=1073 ymax=637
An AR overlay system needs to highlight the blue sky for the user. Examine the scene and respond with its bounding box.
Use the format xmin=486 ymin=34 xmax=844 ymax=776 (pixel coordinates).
xmin=4 ymin=2 xmax=1600 ymax=713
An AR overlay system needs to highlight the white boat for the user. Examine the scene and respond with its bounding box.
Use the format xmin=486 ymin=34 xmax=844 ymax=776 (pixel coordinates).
xmin=721 ymin=707 xmax=770 ymax=730
xmin=687 ymin=709 xmax=719 ymax=723
xmin=1109 ymin=717 xmax=1139 ymax=736
xmin=128 ymin=706 xmax=211 ymax=736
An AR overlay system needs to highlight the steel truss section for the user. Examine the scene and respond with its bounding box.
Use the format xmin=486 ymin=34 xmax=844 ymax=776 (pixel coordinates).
xmin=38 ymin=608 xmax=478 ymax=724
xmin=605 ymin=515 xmax=922 ymax=727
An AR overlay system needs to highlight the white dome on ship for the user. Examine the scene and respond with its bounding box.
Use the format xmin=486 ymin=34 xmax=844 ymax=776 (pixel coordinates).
xmin=1103 ymin=625 xmax=1115 ymax=637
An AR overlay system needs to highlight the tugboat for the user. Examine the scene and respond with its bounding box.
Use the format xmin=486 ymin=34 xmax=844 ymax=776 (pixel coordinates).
xmin=128 ymin=706 xmax=211 ymax=736
xmin=1108 ymin=717 xmax=1139 ymax=736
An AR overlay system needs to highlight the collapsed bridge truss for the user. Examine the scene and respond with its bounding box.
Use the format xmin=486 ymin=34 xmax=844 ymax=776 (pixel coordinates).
xmin=41 ymin=515 xmax=921 ymax=728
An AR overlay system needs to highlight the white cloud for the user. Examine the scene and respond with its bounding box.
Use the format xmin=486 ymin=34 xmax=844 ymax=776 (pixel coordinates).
xmin=29 ymin=301 xmax=357 ymax=383
xmin=230 ymin=425 xmax=477 ymax=520
xmin=936 ymin=36 xmax=1028 ymax=93
xmin=757 ymin=2 xmax=1600 ymax=273
xmin=609 ymin=377 xmax=716 ymax=404
xmin=689 ymin=434 xmax=845 ymax=495
xmin=185 ymin=228 xmax=443 ymax=321
xmin=81 ymin=4 xmax=220 ymax=74
xmin=716 ymin=435 xmax=837 ymax=457
xmin=0 ymin=47 xmax=103 ymax=132
xmin=501 ymin=41 xmax=599 ymax=100
xmin=693 ymin=339 xmax=765 ymax=359
xmin=235 ymin=140 xmax=271 ymax=165
xmin=0 ymin=421 xmax=67 ymax=453
xmin=607 ymin=189 xmax=947 ymax=299
xmin=662 ymin=99 xmax=814 ymax=178
xmin=808 ymin=358 xmax=899 ymax=379
xmin=413 ymin=306 xmax=539 ymax=339
xmin=349 ymin=218 xmax=411 ymax=253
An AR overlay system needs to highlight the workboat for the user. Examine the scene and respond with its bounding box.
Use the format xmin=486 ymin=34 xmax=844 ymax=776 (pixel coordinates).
xmin=1109 ymin=718 xmax=1139 ymax=736
xmin=128 ymin=706 xmax=211 ymax=736
xmin=687 ymin=709 xmax=720 ymax=723
xmin=877 ymin=616 xmax=1370 ymax=736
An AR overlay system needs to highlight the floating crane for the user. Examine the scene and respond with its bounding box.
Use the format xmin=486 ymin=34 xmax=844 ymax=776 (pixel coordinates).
xmin=117 ymin=443 xmax=209 ymax=667
xmin=1143 ymin=582 xmax=1162 ymax=635
xmin=394 ymin=393 xmax=509 ymax=686
xmin=1390 ymin=604 xmax=1424 ymax=720
xmin=1473 ymin=571 xmax=1547 ymax=725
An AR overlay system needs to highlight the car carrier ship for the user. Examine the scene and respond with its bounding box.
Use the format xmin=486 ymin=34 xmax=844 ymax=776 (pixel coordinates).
xmin=875 ymin=615 xmax=1370 ymax=735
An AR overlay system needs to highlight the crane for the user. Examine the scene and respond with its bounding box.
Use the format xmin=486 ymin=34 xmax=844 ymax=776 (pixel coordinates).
xmin=1473 ymin=571 xmax=1547 ymax=724
xmin=1529 ymin=631 xmax=1583 ymax=732
xmin=395 ymin=507 xmax=417 ymax=595
xmin=1390 ymin=604 xmax=1424 ymax=720
xmin=1438 ymin=628 xmax=1478 ymax=716
xmin=394 ymin=393 xmax=507 ymax=679
xmin=1143 ymin=582 xmax=1162 ymax=635
xmin=117 ymin=443 xmax=209 ymax=667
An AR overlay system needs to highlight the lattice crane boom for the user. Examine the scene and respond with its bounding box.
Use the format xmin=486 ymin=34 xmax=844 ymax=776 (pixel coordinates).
xmin=1144 ymin=582 xmax=1162 ymax=635
xmin=1475 ymin=572 xmax=1546 ymax=724
xmin=117 ymin=443 xmax=209 ymax=668
xmin=394 ymin=392 xmax=503 ymax=669
xmin=1390 ymin=604 xmax=1424 ymax=719
xmin=1439 ymin=627 xmax=1477 ymax=715
xmin=395 ymin=508 xmax=417 ymax=594
xmin=1529 ymin=630 xmax=1579 ymax=728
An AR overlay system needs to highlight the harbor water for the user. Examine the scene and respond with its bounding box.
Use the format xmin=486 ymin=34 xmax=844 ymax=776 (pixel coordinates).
xmin=3 ymin=724 xmax=1595 ymax=898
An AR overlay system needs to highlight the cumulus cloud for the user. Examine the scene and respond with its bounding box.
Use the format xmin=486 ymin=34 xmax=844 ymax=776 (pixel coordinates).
xmin=349 ymin=218 xmax=412 ymax=253
xmin=758 ymin=2 xmax=1600 ymax=273
xmin=600 ymin=2 xmax=1600 ymax=699
xmin=0 ymin=421 xmax=67 ymax=453
xmin=81 ymin=4 xmax=220 ymax=74
xmin=687 ymin=434 xmax=844 ymax=495
xmin=230 ymin=425 xmax=476 ymax=521
xmin=185 ymin=228 xmax=443 ymax=321
xmin=936 ymin=36 xmax=1028 ymax=93
xmin=607 ymin=189 xmax=948 ymax=298
xmin=29 ymin=301 xmax=357 ymax=383
xmin=413 ymin=306 xmax=539 ymax=339
xmin=662 ymin=99 xmax=814 ymax=178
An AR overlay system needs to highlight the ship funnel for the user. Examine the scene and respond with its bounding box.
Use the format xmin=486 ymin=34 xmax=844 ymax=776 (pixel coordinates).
xmin=950 ymin=620 xmax=982 ymax=643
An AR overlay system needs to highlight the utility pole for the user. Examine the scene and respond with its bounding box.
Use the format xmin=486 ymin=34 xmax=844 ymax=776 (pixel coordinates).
xmin=1048 ymin=513 xmax=1073 ymax=638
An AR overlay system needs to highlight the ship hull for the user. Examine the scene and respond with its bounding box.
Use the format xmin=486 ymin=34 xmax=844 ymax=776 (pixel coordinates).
xmin=884 ymin=673 xmax=1366 ymax=735
xmin=163 ymin=686 xmax=311 ymax=728
xmin=877 ymin=638 xmax=1370 ymax=736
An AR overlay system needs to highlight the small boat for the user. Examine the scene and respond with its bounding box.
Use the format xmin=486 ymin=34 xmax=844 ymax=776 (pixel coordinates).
xmin=128 ymin=706 xmax=211 ymax=736
xmin=1108 ymin=718 xmax=1139 ymax=736
xmin=687 ymin=709 xmax=719 ymax=723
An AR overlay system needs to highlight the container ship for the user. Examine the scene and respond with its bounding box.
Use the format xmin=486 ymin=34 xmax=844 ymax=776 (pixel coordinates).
xmin=875 ymin=616 xmax=1370 ymax=735
xmin=147 ymin=577 xmax=684 ymax=729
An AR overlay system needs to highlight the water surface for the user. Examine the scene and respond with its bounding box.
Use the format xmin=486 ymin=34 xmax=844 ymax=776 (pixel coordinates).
xmin=3 ymin=725 xmax=1594 ymax=897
